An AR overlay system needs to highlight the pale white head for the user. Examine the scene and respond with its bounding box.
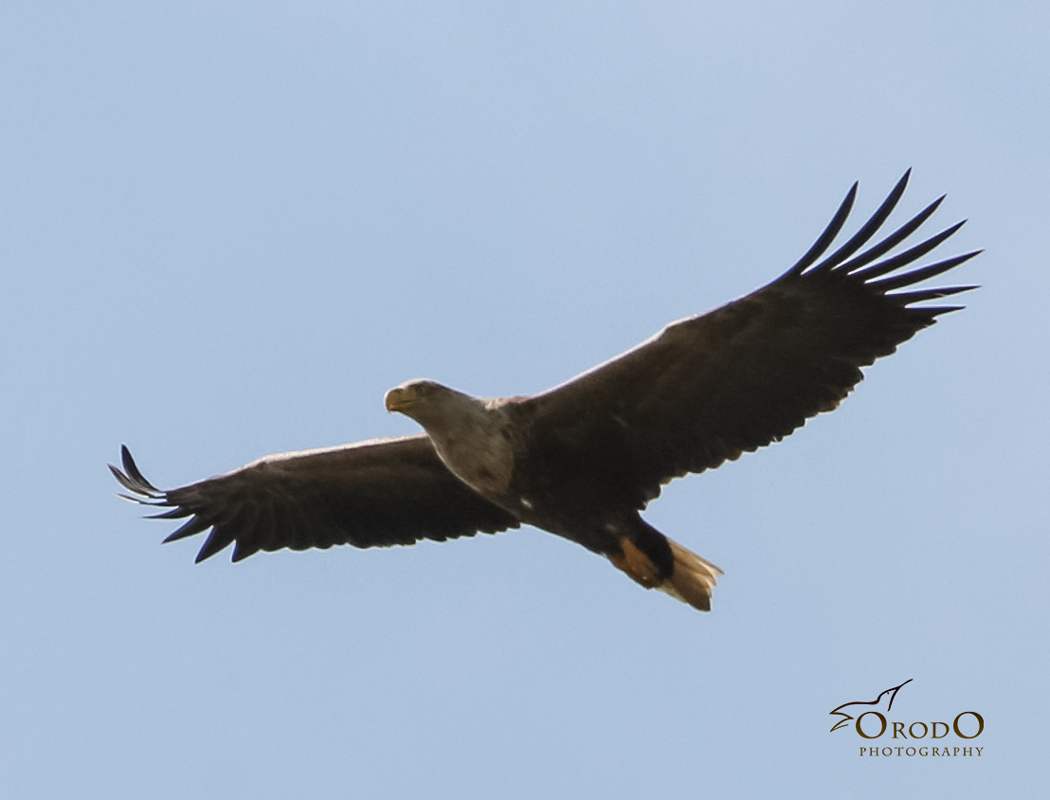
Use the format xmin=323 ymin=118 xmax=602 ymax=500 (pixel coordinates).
xmin=384 ymin=379 xmax=486 ymax=431
xmin=384 ymin=379 xmax=514 ymax=496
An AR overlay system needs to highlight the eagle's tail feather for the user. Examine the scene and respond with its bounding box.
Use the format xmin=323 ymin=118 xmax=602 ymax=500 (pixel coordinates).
xmin=657 ymin=537 xmax=723 ymax=612
xmin=608 ymin=531 xmax=722 ymax=612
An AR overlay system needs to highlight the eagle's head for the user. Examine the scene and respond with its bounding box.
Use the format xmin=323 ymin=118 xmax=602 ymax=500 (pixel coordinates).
xmin=385 ymin=379 xmax=485 ymax=430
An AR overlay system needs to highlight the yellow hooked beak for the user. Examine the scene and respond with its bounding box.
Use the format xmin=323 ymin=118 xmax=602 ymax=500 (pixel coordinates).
xmin=384 ymin=386 xmax=414 ymax=413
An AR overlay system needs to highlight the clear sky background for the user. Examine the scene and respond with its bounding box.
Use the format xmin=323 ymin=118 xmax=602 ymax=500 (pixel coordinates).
xmin=1 ymin=2 xmax=1046 ymax=797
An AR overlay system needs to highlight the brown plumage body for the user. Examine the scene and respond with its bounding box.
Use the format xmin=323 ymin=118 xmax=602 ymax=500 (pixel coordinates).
xmin=111 ymin=172 xmax=978 ymax=612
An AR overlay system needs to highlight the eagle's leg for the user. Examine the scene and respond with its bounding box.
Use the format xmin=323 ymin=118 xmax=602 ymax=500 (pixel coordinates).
xmin=609 ymin=538 xmax=664 ymax=589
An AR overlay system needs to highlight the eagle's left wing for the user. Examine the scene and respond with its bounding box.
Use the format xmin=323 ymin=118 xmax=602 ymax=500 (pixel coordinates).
xmin=523 ymin=172 xmax=979 ymax=507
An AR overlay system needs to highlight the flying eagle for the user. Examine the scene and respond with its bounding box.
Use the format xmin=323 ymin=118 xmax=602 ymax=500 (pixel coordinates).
xmin=111 ymin=172 xmax=978 ymax=612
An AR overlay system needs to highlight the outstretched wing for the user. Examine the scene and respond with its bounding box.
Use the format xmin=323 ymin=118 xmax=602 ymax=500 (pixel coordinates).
xmin=110 ymin=436 xmax=520 ymax=563
xmin=524 ymin=171 xmax=979 ymax=506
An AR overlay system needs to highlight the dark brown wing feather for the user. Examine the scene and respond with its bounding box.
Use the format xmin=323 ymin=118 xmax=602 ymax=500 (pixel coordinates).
xmin=110 ymin=436 xmax=520 ymax=563
xmin=522 ymin=171 xmax=979 ymax=507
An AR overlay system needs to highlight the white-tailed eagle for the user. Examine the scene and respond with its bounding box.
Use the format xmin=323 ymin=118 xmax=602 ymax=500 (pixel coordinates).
xmin=111 ymin=172 xmax=978 ymax=611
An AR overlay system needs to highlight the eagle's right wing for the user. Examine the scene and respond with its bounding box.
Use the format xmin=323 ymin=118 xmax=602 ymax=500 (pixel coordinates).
xmin=110 ymin=436 xmax=520 ymax=563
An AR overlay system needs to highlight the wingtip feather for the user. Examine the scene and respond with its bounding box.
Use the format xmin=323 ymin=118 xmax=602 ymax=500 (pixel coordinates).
xmin=787 ymin=180 xmax=859 ymax=276
xmin=112 ymin=445 xmax=164 ymax=497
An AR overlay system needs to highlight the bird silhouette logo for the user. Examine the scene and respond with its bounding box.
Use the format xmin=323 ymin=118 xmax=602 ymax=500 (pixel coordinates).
xmin=829 ymin=679 xmax=913 ymax=732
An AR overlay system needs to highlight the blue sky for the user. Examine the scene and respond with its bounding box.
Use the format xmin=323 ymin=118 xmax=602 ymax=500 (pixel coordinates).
xmin=1 ymin=2 xmax=1046 ymax=797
